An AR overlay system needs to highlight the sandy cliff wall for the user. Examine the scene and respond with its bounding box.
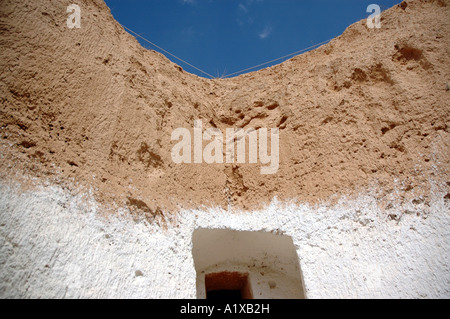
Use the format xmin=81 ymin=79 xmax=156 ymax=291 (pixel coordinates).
xmin=0 ymin=0 xmax=449 ymax=298
xmin=0 ymin=0 xmax=448 ymax=213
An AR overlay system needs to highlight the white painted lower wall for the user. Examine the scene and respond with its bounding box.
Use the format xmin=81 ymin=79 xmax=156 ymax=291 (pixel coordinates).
xmin=0 ymin=180 xmax=449 ymax=299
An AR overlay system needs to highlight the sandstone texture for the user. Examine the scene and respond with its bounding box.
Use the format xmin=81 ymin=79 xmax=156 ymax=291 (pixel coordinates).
xmin=0 ymin=0 xmax=449 ymax=214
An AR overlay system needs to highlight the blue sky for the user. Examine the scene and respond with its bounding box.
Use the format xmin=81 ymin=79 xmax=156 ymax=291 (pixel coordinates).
xmin=104 ymin=0 xmax=401 ymax=78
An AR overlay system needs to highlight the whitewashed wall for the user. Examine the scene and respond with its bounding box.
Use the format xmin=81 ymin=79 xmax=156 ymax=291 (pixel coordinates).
xmin=0 ymin=180 xmax=448 ymax=299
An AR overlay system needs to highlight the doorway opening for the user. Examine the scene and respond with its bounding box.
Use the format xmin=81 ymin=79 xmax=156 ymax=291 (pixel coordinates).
xmin=205 ymin=271 xmax=253 ymax=300
xmin=192 ymin=228 xmax=306 ymax=299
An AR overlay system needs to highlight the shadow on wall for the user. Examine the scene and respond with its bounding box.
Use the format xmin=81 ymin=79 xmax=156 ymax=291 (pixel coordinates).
xmin=192 ymin=229 xmax=306 ymax=299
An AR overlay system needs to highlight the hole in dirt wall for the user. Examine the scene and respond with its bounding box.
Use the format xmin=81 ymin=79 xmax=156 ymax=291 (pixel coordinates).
xmin=192 ymin=228 xmax=306 ymax=299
